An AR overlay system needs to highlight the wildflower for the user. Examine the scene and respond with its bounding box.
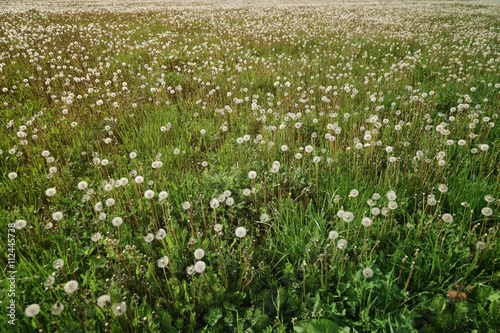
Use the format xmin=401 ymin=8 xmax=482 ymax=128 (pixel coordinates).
xmin=381 ymin=207 xmax=389 ymax=216
xmin=248 ymin=171 xmax=257 ymax=179
xmin=144 ymin=233 xmax=154 ymax=242
xmin=194 ymin=261 xmax=206 ymax=273
xmin=14 ymin=219 xmax=27 ymax=229
xmin=182 ymin=201 xmax=191 ymax=210
xmin=476 ymin=241 xmax=486 ymax=250
xmin=226 ymin=197 xmax=234 ymax=206
xmin=44 ymin=275 xmax=55 ymax=287
xmin=52 ymin=302 xmax=64 ymax=315
xmin=112 ymin=302 xmax=127 ymax=316
xmin=361 ymin=217 xmax=373 ymax=227
xmin=305 ymin=145 xmax=313 ymax=153
xmin=372 ymin=193 xmax=380 ymax=200
xmin=105 ymin=198 xmax=115 ymax=207
xmin=77 ymin=181 xmax=88 ymax=190
xmin=481 ymin=207 xmax=493 ymax=216
xmin=97 ymin=295 xmax=111 ymax=307
xmin=442 ymin=214 xmax=453 ymax=223
xmin=94 ymin=202 xmax=103 ymax=211
xmin=120 ymin=177 xmax=129 ymax=186
xmin=134 ymin=176 xmax=144 ymax=184
xmin=25 ymin=304 xmax=40 ymax=317
xmin=64 ymin=280 xmax=79 ymax=294
xmin=260 ymin=214 xmax=270 ymax=222
xmin=129 ymin=152 xmax=137 ymax=159
xmin=156 ymin=229 xmax=166 ymax=240
xmin=350 ymin=189 xmax=359 ymax=197
xmin=371 ymin=207 xmax=380 ymax=216
xmin=438 ymin=184 xmax=448 ymax=193
xmin=242 ymin=189 xmax=251 ymax=196
xmin=8 ymin=172 xmax=17 ymax=179
xmin=313 ymin=156 xmax=322 ymax=163
xmin=235 ymin=227 xmax=247 ymax=238
xmin=91 ymin=232 xmax=101 ymax=242
xmin=337 ymin=239 xmax=348 ymax=250
xmin=427 ymin=198 xmax=437 ymax=206
xmin=388 ymin=201 xmax=398 ymax=210
xmin=112 ymin=217 xmax=123 ymax=227
xmin=194 ymin=248 xmax=205 ymax=259
xmin=386 ymin=190 xmax=397 ymax=201
xmin=295 ymin=153 xmax=303 ymax=159
xmin=144 ymin=190 xmax=154 ymax=199
xmin=52 ymin=212 xmax=63 ymax=221
xmin=484 ymin=195 xmax=495 ymax=203
xmin=158 ymin=256 xmax=169 ymax=268
xmin=186 ymin=265 xmax=195 ymax=275
xmin=362 ymin=267 xmax=374 ymax=278
xmin=98 ymin=212 xmax=106 ymax=221
xmin=329 ymin=231 xmax=339 ymax=240
xmin=343 ymin=212 xmax=354 ymax=222
xmin=210 ymin=198 xmax=220 ymax=209
xmin=214 ymin=224 xmax=223 ymax=232
xmin=46 ymin=188 xmax=57 ymax=197
xmin=159 ymin=191 xmax=168 ymax=200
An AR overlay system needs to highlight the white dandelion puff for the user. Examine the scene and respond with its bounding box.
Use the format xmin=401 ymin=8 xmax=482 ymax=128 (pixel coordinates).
xmin=235 ymin=227 xmax=247 ymax=238
xmin=64 ymin=280 xmax=79 ymax=294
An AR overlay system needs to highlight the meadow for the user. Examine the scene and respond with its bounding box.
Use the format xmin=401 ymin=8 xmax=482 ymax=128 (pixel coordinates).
xmin=1 ymin=0 xmax=500 ymax=332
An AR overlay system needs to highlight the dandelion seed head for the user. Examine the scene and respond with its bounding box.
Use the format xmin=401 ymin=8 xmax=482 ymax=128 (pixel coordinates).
xmin=235 ymin=227 xmax=247 ymax=238
xmin=362 ymin=267 xmax=374 ymax=278
xmin=157 ymin=256 xmax=169 ymax=268
xmin=97 ymin=295 xmax=111 ymax=307
xmin=64 ymin=280 xmax=79 ymax=294
xmin=25 ymin=304 xmax=40 ymax=317
xmin=337 ymin=239 xmax=348 ymax=250
xmin=194 ymin=261 xmax=206 ymax=273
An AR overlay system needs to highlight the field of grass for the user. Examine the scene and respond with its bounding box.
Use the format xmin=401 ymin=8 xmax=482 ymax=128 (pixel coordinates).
xmin=1 ymin=1 xmax=500 ymax=332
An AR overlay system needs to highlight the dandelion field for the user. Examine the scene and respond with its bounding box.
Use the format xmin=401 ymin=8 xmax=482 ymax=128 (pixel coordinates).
xmin=1 ymin=0 xmax=500 ymax=332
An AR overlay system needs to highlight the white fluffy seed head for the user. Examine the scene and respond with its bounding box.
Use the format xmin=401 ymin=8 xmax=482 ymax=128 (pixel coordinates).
xmin=235 ymin=227 xmax=247 ymax=238
xmin=329 ymin=231 xmax=339 ymax=240
xmin=144 ymin=190 xmax=154 ymax=199
xmin=210 ymin=198 xmax=220 ymax=209
xmin=194 ymin=261 xmax=206 ymax=273
xmin=77 ymin=181 xmax=88 ymax=190
xmin=194 ymin=248 xmax=205 ymax=259
xmin=112 ymin=217 xmax=123 ymax=227
xmin=157 ymin=256 xmax=169 ymax=268
xmin=46 ymin=188 xmax=57 ymax=197
xmin=64 ymin=280 xmax=79 ymax=294
xmin=25 ymin=304 xmax=40 ymax=317
xmin=362 ymin=267 xmax=374 ymax=278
